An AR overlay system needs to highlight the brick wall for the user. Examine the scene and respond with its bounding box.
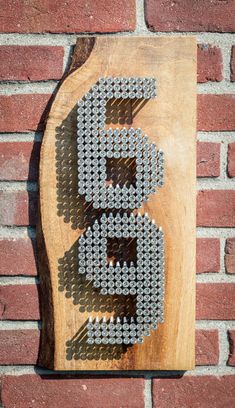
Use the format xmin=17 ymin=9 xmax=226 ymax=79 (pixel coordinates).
xmin=0 ymin=1 xmax=234 ymax=407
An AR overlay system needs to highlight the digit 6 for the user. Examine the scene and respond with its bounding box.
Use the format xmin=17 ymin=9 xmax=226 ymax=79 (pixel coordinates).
xmin=77 ymin=77 xmax=164 ymax=210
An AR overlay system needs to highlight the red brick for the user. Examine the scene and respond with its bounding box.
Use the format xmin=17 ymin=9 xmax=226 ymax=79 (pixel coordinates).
xmin=197 ymin=190 xmax=235 ymax=227
xmin=197 ymin=142 xmax=220 ymax=177
xmin=197 ymin=94 xmax=235 ymax=131
xmin=0 ymin=94 xmax=51 ymax=132
xmin=0 ymin=285 xmax=40 ymax=320
xmin=0 ymin=191 xmax=37 ymax=226
xmin=145 ymin=0 xmax=235 ymax=32
xmin=0 ymin=330 xmax=39 ymax=364
xmin=0 ymin=238 xmax=37 ymax=276
xmin=1 ymin=376 xmax=144 ymax=408
xmin=231 ymin=46 xmax=235 ymax=82
xmin=196 ymin=329 xmax=219 ymax=366
xmin=196 ymin=283 xmax=235 ymax=320
xmin=228 ymin=330 xmax=235 ymax=366
xmin=225 ymin=238 xmax=235 ymax=274
xmin=153 ymin=376 xmax=235 ymax=408
xmin=0 ymin=1 xmax=136 ymax=33
xmin=0 ymin=142 xmax=40 ymax=181
xmin=0 ymin=46 xmax=64 ymax=81
xmin=228 ymin=142 xmax=235 ymax=178
xmin=196 ymin=238 xmax=220 ymax=273
xmin=197 ymin=44 xmax=223 ymax=83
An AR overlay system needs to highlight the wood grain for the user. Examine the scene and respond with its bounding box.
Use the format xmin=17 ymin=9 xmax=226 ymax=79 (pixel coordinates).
xmin=39 ymin=36 xmax=197 ymax=370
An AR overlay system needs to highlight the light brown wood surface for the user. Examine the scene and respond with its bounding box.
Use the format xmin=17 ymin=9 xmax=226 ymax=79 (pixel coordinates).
xmin=39 ymin=36 xmax=197 ymax=370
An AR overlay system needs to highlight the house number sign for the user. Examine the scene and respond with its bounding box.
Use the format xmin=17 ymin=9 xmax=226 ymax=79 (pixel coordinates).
xmin=39 ymin=37 xmax=196 ymax=371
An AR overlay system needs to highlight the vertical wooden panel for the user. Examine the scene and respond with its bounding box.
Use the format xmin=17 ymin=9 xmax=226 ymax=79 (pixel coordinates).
xmin=39 ymin=36 xmax=197 ymax=370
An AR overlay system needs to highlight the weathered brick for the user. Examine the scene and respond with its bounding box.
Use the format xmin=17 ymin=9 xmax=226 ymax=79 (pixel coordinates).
xmin=196 ymin=238 xmax=220 ymax=273
xmin=0 ymin=46 xmax=64 ymax=81
xmin=1 ymin=376 xmax=144 ymax=408
xmin=0 ymin=1 xmax=136 ymax=33
xmin=196 ymin=330 xmax=219 ymax=366
xmin=0 ymin=94 xmax=51 ymax=132
xmin=153 ymin=376 xmax=235 ymax=408
xmin=0 ymin=191 xmax=37 ymax=226
xmin=0 ymin=238 xmax=37 ymax=276
xmin=197 ymin=142 xmax=220 ymax=177
xmin=227 ymin=330 xmax=235 ymax=366
xmin=197 ymin=44 xmax=223 ymax=83
xmin=0 ymin=142 xmax=40 ymax=181
xmin=0 ymin=330 xmax=39 ymax=364
xmin=197 ymin=94 xmax=235 ymax=131
xmin=197 ymin=190 xmax=235 ymax=227
xmin=227 ymin=142 xmax=235 ymax=178
xmin=225 ymin=238 xmax=235 ymax=274
xmin=0 ymin=285 xmax=40 ymax=320
xmin=196 ymin=283 xmax=235 ymax=320
xmin=231 ymin=45 xmax=235 ymax=82
xmin=145 ymin=0 xmax=235 ymax=32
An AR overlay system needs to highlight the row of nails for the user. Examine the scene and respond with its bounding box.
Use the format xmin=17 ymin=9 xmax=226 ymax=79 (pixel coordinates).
xmin=85 ymin=212 xmax=162 ymax=227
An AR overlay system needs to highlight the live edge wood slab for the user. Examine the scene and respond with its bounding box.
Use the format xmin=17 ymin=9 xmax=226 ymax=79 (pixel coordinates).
xmin=38 ymin=36 xmax=197 ymax=371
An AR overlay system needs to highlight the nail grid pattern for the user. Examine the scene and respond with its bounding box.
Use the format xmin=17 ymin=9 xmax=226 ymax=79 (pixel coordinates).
xmin=77 ymin=77 xmax=164 ymax=209
xmin=77 ymin=77 xmax=165 ymax=345
xmin=78 ymin=213 xmax=164 ymax=345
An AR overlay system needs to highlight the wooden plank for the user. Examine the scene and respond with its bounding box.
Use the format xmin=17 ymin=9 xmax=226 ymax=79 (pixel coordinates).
xmin=39 ymin=36 xmax=197 ymax=370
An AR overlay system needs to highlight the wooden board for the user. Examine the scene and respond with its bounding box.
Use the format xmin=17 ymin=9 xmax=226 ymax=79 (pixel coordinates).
xmin=39 ymin=36 xmax=197 ymax=371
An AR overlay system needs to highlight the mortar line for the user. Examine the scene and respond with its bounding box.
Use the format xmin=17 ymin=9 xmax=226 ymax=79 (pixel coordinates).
xmin=135 ymin=0 xmax=148 ymax=34
xmin=0 ymin=79 xmax=234 ymax=96
xmin=0 ymin=276 xmax=38 ymax=285
xmin=1 ymin=179 xmax=235 ymax=191
xmin=219 ymin=327 xmax=230 ymax=366
xmin=220 ymin=138 xmax=229 ymax=181
xmin=63 ymin=44 xmax=74 ymax=73
xmin=0 ymin=320 xmax=234 ymax=331
xmin=220 ymin=237 xmax=226 ymax=274
xmin=197 ymin=178 xmax=235 ymax=189
xmin=196 ymin=228 xmax=235 ymax=238
xmin=0 ymin=132 xmax=42 ymax=142
xmin=197 ymin=132 xmax=235 ymax=142
xmin=196 ymin=274 xmax=235 ymax=283
xmin=0 ymin=181 xmax=38 ymax=191
xmin=1 ymin=33 xmax=235 ymax=44
xmin=0 ymin=226 xmax=234 ymax=239
xmin=221 ymin=38 xmax=233 ymax=83
xmin=0 ymin=321 xmax=41 ymax=330
xmin=197 ymin=82 xmax=235 ymax=93
xmin=0 ymin=365 xmax=234 ymax=376
xmin=0 ymin=131 xmax=234 ymax=144
xmin=196 ymin=320 xmax=235 ymax=330
xmin=0 ymin=226 xmax=36 ymax=239
xmin=144 ymin=379 xmax=153 ymax=408
xmin=0 ymin=81 xmax=58 ymax=95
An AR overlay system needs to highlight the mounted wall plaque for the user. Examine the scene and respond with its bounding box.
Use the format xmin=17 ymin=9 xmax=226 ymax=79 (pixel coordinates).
xmin=38 ymin=36 xmax=197 ymax=371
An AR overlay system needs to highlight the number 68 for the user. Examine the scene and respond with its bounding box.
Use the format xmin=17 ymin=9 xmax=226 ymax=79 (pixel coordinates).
xmin=77 ymin=77 xmax=164 ymax=345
